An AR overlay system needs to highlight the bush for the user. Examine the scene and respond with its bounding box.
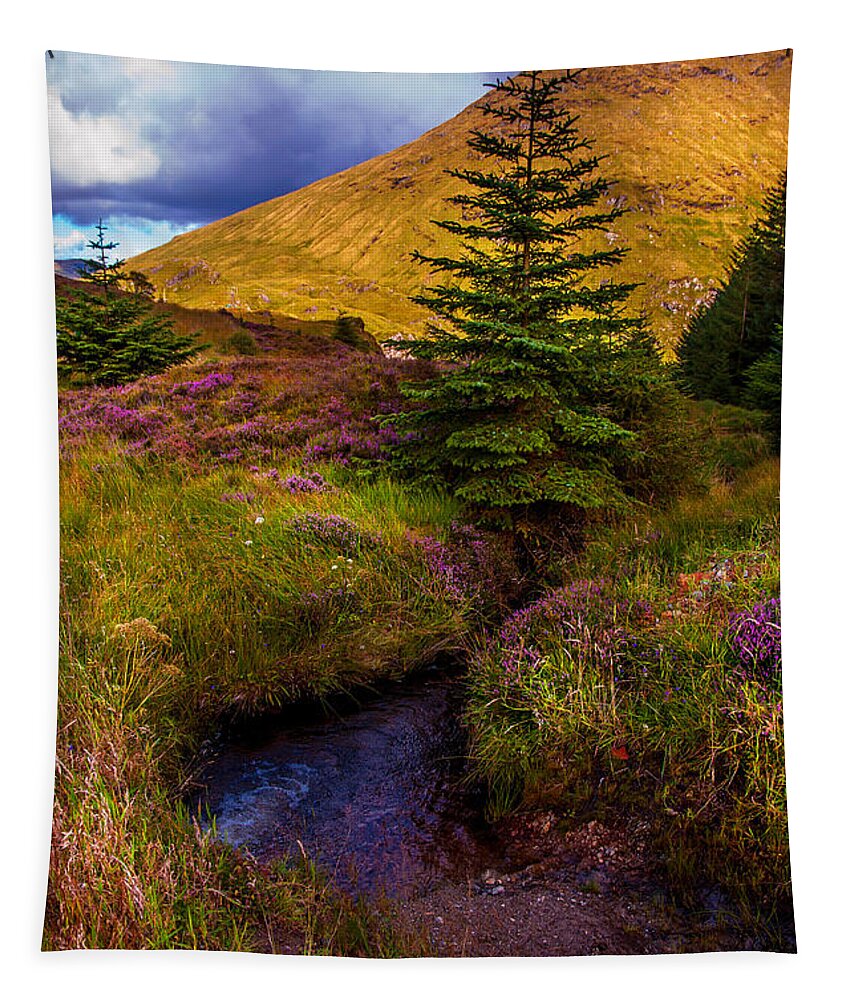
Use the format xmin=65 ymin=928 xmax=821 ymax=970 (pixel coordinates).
xmin=224 ymin=328 xmax=259 ymax=355
xmin=465 ymin=461 xmax=789 ymax=928
xmin=55 ymin=222 xmax=201 ymax=386
xmin=334 ymin=314 xmax=366 ymax=347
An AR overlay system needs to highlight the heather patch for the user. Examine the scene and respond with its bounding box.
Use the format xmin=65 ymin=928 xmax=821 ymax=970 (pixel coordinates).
xmin=219 ymin=491 xmax=256 ymax=503
xmin=58 ymin=349 xmax=431 ymax=471
xmin=287 ymin=513 xmax=378 ymax=556
xmin=410 ymin=520 xmax=517 ymax=613
xmin=726 ymin=597 xmax=782 ymax=689
xmin=171 ymin=371 xmax=235 ymax=397
xmin=467 ymin=577 xmax=658 ymax=797
xmin=58 ymin=398 xmax=167 ymax=445
xmin=466 ymin=458 xmax=787 ymax=925
xmin=281 ymin=471 xmax=331 ymax=493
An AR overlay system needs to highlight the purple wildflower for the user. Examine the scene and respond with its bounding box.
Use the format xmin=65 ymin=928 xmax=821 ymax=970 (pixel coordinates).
xmin=288 ymin=513 xmax=375 ymax=555
xmin=282 ymin=471 xmax=330 ymax=494
xmin=726 ymin=597 xmax=782 ymax=688
xmin=171 ymin=372 xmax=234 ymax=398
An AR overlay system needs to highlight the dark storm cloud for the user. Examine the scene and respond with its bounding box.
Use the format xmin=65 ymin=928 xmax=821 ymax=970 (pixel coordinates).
xmin=47 ymin=52 xmax=499 ymax=228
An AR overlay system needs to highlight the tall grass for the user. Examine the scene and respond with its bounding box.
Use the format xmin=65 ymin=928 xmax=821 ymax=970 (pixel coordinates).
xmin=465 ymin=458 xmax=790 ymax=942
xmin=49 ymin=444 xmax=506 ymax=951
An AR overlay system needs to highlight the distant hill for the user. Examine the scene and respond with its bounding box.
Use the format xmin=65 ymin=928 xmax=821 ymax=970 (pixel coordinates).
xmin=54 ymin=259 xmax=89 ymax=280
xmin=128 ymin=52 xmax=791 ymax=354
xmin=54 ymin=274 xmax=382 ymax=356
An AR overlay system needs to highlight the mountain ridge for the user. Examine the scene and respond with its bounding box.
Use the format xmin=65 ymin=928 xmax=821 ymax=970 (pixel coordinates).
xmin=128 ymin=51 xmax=791 ymax=353
xmin=54 ymin=258 xmax=88 ymax=280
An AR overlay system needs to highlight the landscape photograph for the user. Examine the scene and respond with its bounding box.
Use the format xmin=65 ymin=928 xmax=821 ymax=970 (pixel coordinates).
xmin=45 ymin=47 xmax=791 ymax=957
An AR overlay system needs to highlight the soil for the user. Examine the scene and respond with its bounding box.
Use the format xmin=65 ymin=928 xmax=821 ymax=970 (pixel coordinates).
xmin=395 ymin=812 xmax=747 ymax=957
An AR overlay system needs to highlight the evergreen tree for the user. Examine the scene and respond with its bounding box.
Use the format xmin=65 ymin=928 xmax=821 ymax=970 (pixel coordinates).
xmin=56 ymin=222 xmax=200 ymax=386
xmin=677 ymin=174 xmax=786 ymax=405
xmin=389 ymin=71 xmax=684 ymax=533
xmin=742 ymin=324 xmax=783 ymax=445
xmin=77 ymin=219 xmax=126 ymax=298
xmin=334 ymin=314 xmax=366 ymax=347
xmin=126 ymin=270 xmax=156 ymax=299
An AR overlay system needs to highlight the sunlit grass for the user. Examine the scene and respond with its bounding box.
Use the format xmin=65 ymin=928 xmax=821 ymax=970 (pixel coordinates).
xmin=49 ymin=442 xmax=492 ymax=952
xmin=465 ymin=456 xmax=789 ymax=937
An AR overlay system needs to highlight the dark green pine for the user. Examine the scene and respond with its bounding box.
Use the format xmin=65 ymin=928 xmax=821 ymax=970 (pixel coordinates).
xmin=388 ymin=70 xmax=672 ymax=525
xmin=56 ymin=221 xmax=200 ymax=386
xmin=676 ymin=173 xmax=786 ymax=406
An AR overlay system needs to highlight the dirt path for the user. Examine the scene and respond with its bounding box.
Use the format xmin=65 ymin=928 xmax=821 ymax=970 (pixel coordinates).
xmin=396 ymin=813 xmax=745 ymax=957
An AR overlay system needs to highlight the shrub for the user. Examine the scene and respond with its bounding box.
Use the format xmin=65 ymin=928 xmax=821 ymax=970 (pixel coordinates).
xmin=224 ymin=328 xmax=260 ymax=355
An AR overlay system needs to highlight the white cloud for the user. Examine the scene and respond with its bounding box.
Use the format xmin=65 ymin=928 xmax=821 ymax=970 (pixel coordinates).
xmin=114 ymin=219 xmax=200 ymax=258
xmin=52 ymin=227 xmax=88 ymax=257
xmin=46 ymin=88 xmax=160 ymax=187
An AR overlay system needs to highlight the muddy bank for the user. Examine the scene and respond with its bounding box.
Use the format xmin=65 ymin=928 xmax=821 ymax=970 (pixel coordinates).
xmin=396 ymin=813 xmax=762 ymax=956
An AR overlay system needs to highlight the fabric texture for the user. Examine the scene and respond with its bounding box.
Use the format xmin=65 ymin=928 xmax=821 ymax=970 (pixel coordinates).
xmin=45 ymin=49 xmax=792 ymax=956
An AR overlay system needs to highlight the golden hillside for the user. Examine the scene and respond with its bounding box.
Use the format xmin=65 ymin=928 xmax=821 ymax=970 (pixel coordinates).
xmin=129 ymin=51 xmax=791 ymax=353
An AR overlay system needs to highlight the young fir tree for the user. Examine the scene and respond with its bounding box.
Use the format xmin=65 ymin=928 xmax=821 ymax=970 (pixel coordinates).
xmin=126 ymin=269 xmax=157 ymax=299
xmin=77 ymin=219 xmax=126 ymax=298
xmin=389 ymin=71 xmax=682 ymax=534
xmin=677 ymin=173 xmax=786 ymax=406
xmin=56 ymin=221 xmax=199 ymax=386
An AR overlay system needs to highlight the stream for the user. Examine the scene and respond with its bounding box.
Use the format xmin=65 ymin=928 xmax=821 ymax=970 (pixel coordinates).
xmin=193 ymin=667 xmax=501 ymax=898
xmin=191 ymin=666 xmax=789 ymax=954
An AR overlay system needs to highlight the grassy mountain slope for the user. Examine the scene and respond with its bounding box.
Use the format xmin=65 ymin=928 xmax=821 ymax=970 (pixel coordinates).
xmin=54 ymin=275 xmax=382 ymax=356
xmin=129 ymin=51 xmax=791 ymax=354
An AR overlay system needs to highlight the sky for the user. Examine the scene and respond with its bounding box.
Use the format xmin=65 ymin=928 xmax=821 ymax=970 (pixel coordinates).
xmin=46 ymin=51 xmax=502 ymax=260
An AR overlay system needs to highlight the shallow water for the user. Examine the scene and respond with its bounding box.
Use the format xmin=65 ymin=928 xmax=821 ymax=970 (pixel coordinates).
xmin=193 ymin=669 xmax=500 ymax=897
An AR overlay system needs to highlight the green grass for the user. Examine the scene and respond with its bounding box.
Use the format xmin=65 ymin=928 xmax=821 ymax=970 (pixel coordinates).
xmin=48 ymin=446 xmax=482 ymax=952
xmin=60 ymin=452 xmax=468 ymax=710
xmin=465 ymin=456 xmax=789 ymax=943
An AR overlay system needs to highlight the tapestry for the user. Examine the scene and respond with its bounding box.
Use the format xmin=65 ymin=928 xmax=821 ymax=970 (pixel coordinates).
xmin=45 ymin=49 xmax=793 ymax=956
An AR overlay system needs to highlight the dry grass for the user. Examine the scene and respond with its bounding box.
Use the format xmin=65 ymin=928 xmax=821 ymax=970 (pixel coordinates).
xmin=128 ymin=53 xmax=791 ymax=352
